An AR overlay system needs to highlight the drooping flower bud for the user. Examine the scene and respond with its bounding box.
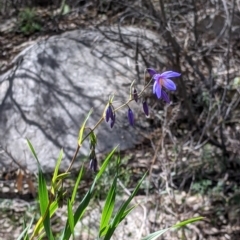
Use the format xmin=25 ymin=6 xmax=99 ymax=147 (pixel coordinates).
xmin=142 ymin=100 xmax=149 ymax=117
xmin=110 ymin=112 xmax=116 ymax=128
xmin=105 ymin=104 xmax=113 ymax=122
xmin=89 ymin=131 xmax=97 ymax=149
xmin=132 ymin=88 xmax=138 ymax=102
xmin=127 ymin=108 xmax=134 ymax=126
xmin=89 ymin=157 xmax=98 ymax=172
xmin=89 ymin=147 xmax=97 ymax=172
xmin=105 ymin=103 xmax=116 ymax=129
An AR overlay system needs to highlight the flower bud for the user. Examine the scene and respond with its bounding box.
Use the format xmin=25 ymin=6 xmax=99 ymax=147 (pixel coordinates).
xmin=132 ymin=88 xmax=138 ymax=102
xmin=110 ymin=112 xmax=116 ymax=128
xmin=142 ymin=100 xmax=149 ymax=117
xmin=105 ymin=104 xmax=113 ymax=122
xmin=105 ymin=104 xmax=116 ymax=129
xmin=89 ymin=131 xmax=97 ymax=149
xmin=89 ymin=157 xmax=98 ymax=172
xmin=127 ymin=108 xmax=134 ymax=126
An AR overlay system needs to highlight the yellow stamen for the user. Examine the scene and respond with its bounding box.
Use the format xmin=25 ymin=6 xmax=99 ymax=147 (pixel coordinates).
xmin=159 ymin=78 xmax=164 ymax=86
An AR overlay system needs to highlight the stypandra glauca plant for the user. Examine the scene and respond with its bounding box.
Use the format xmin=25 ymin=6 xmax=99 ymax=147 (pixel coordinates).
xmin=19 ymin=68 xmax=204 ymax=240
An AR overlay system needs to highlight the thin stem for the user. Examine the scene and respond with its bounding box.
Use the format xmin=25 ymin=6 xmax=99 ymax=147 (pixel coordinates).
xmin=66 ymin=71 xmax=154 ymax=172
xmin=66 ymin=117 xmax=104 ymax=172
xmin=66 ymin=145 xmax=80 ymax=173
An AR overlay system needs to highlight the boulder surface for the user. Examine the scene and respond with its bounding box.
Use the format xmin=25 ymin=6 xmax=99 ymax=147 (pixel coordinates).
xmin=0 ymin=27 xmax=160 ymax=172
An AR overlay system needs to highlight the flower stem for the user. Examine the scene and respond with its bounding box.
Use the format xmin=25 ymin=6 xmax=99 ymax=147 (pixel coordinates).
xmin=66 ymin=71 xmax=153 ymax=172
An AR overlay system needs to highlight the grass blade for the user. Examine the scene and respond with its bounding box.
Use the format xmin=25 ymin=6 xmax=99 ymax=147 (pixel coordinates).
xmin=61 ymin=187 xmax=92 ymax=240
xmin=96 ymin=146 xmax=118 ymax=181
xmin=173 ymin=216 xmax=204 ymax=229
xmin=61 ymin=147 xmax=117 ymax=240
xmin=26 ymin=139 xmax=39 ymax=164
xmin=104 ymin=171 xmax=148 ymax=240
xmin=31 ymin=201 xmax=58 ymax=238
xmin=27 ymin=140 xmax=54 ymax=240
xmin=52 ymin=149 xmax=64 ymax=182
xmin=142 ymin=216 xmax=204 ymax=240
xmin=55 ymin=172 xmax=71 ymax=181
xmin=67 ymin=199 xmax=75 ymax=237
xmin=120 ymin=205 xmax=137 ymax=222
xmin=38 ymin=167 xmax=53 ymax=240
xmin=71 ymin=165 xmax=84 ymax=204
xmin=17 ymin=216 xmax=35 ymax=240
xmin=141 ymin=228 xmax=171 ymax=240
xmin=99 ymin=175 xmax=117 ymax=237
xmin=78 ymin=109 xmax=93 ymax=145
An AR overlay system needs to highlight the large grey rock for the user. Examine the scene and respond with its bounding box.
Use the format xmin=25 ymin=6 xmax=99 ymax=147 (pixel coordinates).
xmin=0 ymin=27 xmax=162 ymax=172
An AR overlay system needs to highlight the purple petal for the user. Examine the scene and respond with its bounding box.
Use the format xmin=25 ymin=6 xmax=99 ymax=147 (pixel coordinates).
xmin=128 ymin=108 xmax=134 ymax=126
xmin=147 ymin=68 xmax=157 ymax=77
xmin=161 ymin=89 xmax=170 ymax=103
xmin=155 ymin=83 xmax=162 ymax=98
xmin=110 ymin=120 xmax=114 ymax=128
xmin=153 ymin=80 xmax=157 ymax=94
xmin=105 ymin=106 xmax=111 ymax=122
xmin=162 ymin=78 xmax=176 ymax=91
xmin=160 ymin=71 xmax=181 ymax=78
xmin=110 ymin=113 xmax=115 ymax=128
xmin=142 ymin=100 xmax=149 ymax=116
xmin=153 ymin=74 xmax=161 ymax=82
xmin=109 ymin=107 xmax=114 ymax=121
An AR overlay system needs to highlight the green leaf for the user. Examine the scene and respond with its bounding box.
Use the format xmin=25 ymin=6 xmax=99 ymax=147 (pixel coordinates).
xmin=61 ymin=147 xmax=118 ymax=240
xmin=55 ymin=172 xmax=71 ymax=181
xmin=27 ymin=139 xmax=54 ymax=239
xmin=52 ymin=149 xmax=64 ymax=183
xmin=38 ymin=169 xmax=48 ymax=216
xmin=17 ymin=216 xmax=35 ymax=240
xmin=96 ymin=146 xmax=118 ymax=181
xmin=51 ymin=149 xmax=64 ymax=196
xmin=63 ymin=4 xmax=71 ymax=15
xmin=173 ymin=216 xmax=204 ymax=229
xmin=99 ymin=176 xmax=117 ymax=237
xmin=38 ymin=166 xmax=53 ymax=240
xmin=32 ymin=22 xmax=41 ymax=31
xmin=78 ymin=109 xmax=93 ymax=145
xmin=49 ymin=201 xmax=59 ymax=216
xmin=61 ymin=187 xmax=92 ymax=240
xmin=67 ymin=199 xmax=75 ymax=236
xmin=141 ymin=228 xmax=171 ymax=240
xmin=104 ymin=171 xmax=148 ymax=240
xmin=232 ymin=77 xmax=240 ymax=89
xmin=71 ymin=165 xmax=84 ymax=204
xmin=26 ymin=139 xmax=39 ymax=164
xmin=32 ymin=201 xmax=58 ymax=238
xmin=120 ymin=205 xmax=137 ymax=222
xmin=141 ymin=216 xmax=204 ymax=240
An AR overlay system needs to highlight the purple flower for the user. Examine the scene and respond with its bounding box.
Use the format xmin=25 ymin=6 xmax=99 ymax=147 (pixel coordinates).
xmin=142 ymin=100 xmax=149 ymax=117
xmin=147 ymin=68 xmax=181 ymax=101
xmin=128 ymin=108 xmax=134 ymax=126
xmin=160 ymin=89 xmax=170 ymax=103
